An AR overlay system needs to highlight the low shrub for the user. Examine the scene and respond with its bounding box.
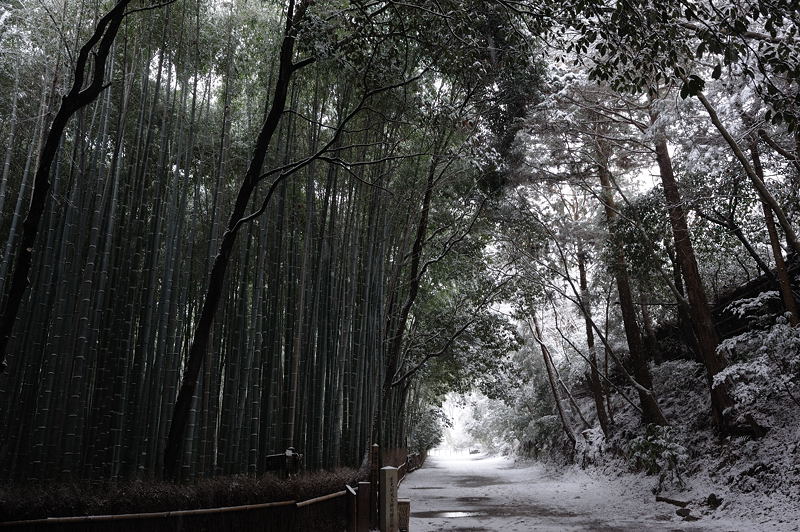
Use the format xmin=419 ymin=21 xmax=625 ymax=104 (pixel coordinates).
xmin=626 ymin=424 xmax=687 ymax=492
xmin=0 ymin=468 xmax=364 ymax=522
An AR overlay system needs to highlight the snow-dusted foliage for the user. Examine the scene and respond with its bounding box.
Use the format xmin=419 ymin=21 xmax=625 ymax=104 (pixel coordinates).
xmin=724 ymin=291 xmax=780 ymax=320
xmin=465 ymin=395 xmax=522 ymax=455
xmin=654 ymin=359 xmax=707 ymax=395
xmin=714 ymin=314 xmax=800 ymax=406
xmin=626 ymin=425 xmax=688 ymax=491
xmin=408 ymin=406 xmax=450 ymax=454
xmin=520 ymin=415 xmax=566 ymax=458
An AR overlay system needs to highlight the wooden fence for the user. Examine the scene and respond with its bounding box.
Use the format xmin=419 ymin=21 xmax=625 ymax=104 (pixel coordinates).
xmin=0 ymin=447 xmax=426 ymax=532
xmin=0 ymin=500 xmax=299 ymax=532
xmin=382 ymin=448 xmax=426 ymax=484
xmin=0 ymin=495 xmax=344 ymax=532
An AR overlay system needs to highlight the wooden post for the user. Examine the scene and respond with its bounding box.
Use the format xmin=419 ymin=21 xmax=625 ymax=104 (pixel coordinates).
xmin=398 ymin=499 xmax=410 ymax=532
xmin=379 ymin=466 xmax=398 ymax=532
xmin=285 ymin=447 xmax=301 ymax=476
xmin=369 ymin=443 xmax=380 ymax=527
xmin=357 ymin=482 xmax=371 ymax=532
xmin=346 ymin=485 xmax=358 ymax=532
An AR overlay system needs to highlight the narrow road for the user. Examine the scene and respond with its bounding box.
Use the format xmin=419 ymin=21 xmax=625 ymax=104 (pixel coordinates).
xmin=398 ymin=453 xmax=757 ymax=531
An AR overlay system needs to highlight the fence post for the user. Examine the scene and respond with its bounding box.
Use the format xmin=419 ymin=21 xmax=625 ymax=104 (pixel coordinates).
xmin=346 ymin=485 xmax=358 ymax=532
xmin=357 ymin=482 xmax=371 ymax=532
xmin=286 ymin=447 xmax=301 ymax=476
xmin=398 ymin=498 xmax=410 ymax=532
xmin=369 ymin=443 xmax=380 ymax=527
xmin=379 ymin=466 xmax=398 ymax=532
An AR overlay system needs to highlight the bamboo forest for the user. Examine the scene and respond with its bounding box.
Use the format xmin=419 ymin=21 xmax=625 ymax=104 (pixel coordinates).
xmin=1 ymin=0 xmax=799 ymax=530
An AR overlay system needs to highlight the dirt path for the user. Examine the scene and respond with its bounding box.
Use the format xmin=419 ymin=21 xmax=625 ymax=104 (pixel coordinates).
xmin=398 ymin=454 xmax=757 ymax=531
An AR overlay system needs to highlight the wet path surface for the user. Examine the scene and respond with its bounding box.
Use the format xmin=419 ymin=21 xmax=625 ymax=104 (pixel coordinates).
xmin=398 ymin=454 xmax=749 ymax=531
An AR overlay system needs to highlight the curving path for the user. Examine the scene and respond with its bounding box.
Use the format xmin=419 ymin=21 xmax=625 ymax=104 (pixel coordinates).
xmin=398 ymin=453 xmax=761 ymax=531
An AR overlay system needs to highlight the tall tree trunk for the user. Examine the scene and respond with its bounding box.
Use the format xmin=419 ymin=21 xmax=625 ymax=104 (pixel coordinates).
xmin=749 ymin=140 xmax=799 ymax=326
xmin=651 ymin=126 xmax=739 ymax=433
xmin=0 ymin=0 xmax=132 ymax=371
xmin=163 ymin=0 xmax=309 ymax=479
xmin=377 ymin=149 xmax=440 ymax=445
xmin=639 ymin=291 xmax=660 ymax=364
xmin=664 ymin=242 xmax=700 ymax=360
xmin=595 ymin=136 xmax=667 ymax=426
xmin=530 ymin=315 xmax=575 ymax=448
xmin=577 ymin=250 xmax=610 ymax=436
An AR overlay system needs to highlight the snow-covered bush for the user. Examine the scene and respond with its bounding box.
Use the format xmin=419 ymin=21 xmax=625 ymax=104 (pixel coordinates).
xmin=714 ymin=314 xmax=800 ymax=406
xmin=653 ymin=359 xmax=706 ymax=394
xmin=724 ymin=291 xmax=780 ymax=322
xmin=520 ymin=415 xmax=565 ymax=459
xmin=626 ymin=425 xmax=687 ymax=491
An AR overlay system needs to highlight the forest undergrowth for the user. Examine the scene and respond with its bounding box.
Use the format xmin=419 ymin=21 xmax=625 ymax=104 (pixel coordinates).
xmin=510 ymin=311 xmax=800 ymax=527
xmin=573 ymin=358 xmax=800 ymax=525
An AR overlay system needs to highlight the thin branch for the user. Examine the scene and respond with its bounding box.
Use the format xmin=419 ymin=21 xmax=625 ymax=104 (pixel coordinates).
xmin=124 ymin=0 xmax=178 ymax=17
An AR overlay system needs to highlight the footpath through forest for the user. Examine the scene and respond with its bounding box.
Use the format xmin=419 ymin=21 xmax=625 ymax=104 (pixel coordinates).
xmin=399 ymin=453 xmax=772 ymax=531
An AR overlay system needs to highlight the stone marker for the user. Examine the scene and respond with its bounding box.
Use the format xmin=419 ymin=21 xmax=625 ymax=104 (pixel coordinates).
xmin=379 ymin=466 xmax=398 ymax=532
xmin=398 ymin=498 xmax=410 ymax=532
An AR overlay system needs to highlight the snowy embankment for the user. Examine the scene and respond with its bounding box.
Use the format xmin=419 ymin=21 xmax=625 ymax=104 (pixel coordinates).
xmin=570 ymin=358 xmax=800 ymax=531
xmin=400 ymin=453 xmax=792 ymax=531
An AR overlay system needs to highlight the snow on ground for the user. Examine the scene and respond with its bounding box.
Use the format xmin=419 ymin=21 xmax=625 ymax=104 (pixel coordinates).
xmin=399 ymin=452 xmax=792 ymax=531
